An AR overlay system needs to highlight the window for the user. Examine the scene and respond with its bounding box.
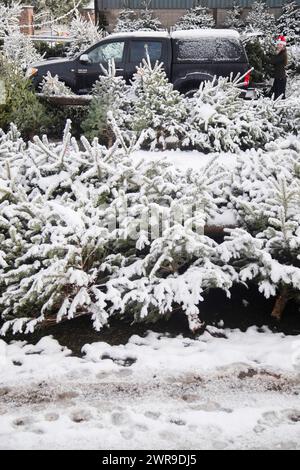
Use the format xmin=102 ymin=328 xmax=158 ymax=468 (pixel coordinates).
xmin=176 ymin=39 xmax=243 ymax=62
xmin=87 ymin=41 xmax=125 ymax=64
xmin=216 ymin=39 xmax=244 ymax=61
xmin=129 ymin=41 xmax=163 ymax=64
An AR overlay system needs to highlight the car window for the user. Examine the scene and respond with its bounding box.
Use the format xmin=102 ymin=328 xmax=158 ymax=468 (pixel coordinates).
xmin=129 ymin=41 xmax=163 ymax=64
xmin=176 ymin=39 xmax=243 ymax=62
xmin=216 ymin=39 xmax=243 ymax=61
xmin=87 ymin=41 xmax=125 ymax=64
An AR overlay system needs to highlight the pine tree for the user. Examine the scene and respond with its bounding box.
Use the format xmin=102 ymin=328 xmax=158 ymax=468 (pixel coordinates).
xmin=277 ymin=1 xmax=300 ymax=45
xmin=114 ymin=2 xmax=162 ymax=33
xmin=186 ymin=76 xmax=283 ymax=153
xmin=2 ymin=29 xmax=42 ymax=70
xmin=0 ymin=57 xmax=50 ymax=138
xmin=66 ymin=10 xmax=103 ymax=58
xmin=130 ymin=55 xmax=188 ymax=150
xmin=223 ymin=137 xmax=300 ymax=320
xmin=0 ymin=120 xmax=232 ymax=335
xmin=246 ymin=1 xmax=277 ymax=42
xmin=0 ymin=2 xmax=21 ymax=38
xmin=175 ymin=4 xmax=215 ymax=30
xmin=223 ymin=3 xmax=245 ymax=32
xmin=82 ymin=60 xmax=131 ymax=145
xmin=137 ymin=0 xmax=163 ymax=31
xmin=114 ymin=9 xmax=139 ymax=33
xmin=22 ymin=0 xmax=89 ymax=17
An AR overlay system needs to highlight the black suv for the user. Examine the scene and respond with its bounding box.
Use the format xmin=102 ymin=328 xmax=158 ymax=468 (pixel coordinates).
xmin=28 ymin=30 xmax=251 ymax=95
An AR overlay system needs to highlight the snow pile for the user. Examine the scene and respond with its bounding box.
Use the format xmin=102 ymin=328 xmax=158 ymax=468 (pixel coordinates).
xmin=82 ymin=327 xmax=300 ymax=374
xmin=0 ymin=328 xmax=299 ymax=450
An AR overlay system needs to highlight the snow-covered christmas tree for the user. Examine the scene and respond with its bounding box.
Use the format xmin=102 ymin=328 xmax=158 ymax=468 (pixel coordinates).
xmin=223 ymin=137 xmax=300 ymax=320
xmin=0 ymin=2 xmax=21 ymax=38
xmin=82 ymin=60 xmax=131 ymax=145
xmin=223 ymin=3 xmax=245 ymax=32
xmin=114 ymin=1 xmax=162 ymax=32
xmin=137 ymin=0 xmax=163 ymax=31
xmin=185 ymin=76 xmax=283 ymax=153
xmin=246 ymin=1 xmax=277 ymax=42
xmin=277 ymin=1 xmax=300 ymax=45
xmin=130 ymin=54 xmax=188 ymax=150
xmin=40 ymin=72 xmax=74 ymax=96
xmin=175 ymin=4 xmax=215 ymax=30
xmin=114 ymin=8 xmax=140 ymax=33
xmin=66 ymin=10 xmax=103 ymax=58
xmin=0 ymin=120 xmax=235 ymax=335
xmin=2 ymin=29 xmax=42 ymax=70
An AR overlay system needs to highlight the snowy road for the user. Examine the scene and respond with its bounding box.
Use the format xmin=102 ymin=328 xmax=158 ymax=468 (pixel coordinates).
xmin=0 ymin=328 xmax=300 ymax=450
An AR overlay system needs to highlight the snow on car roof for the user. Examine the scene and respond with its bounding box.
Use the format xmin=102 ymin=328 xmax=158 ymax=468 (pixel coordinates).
xmin=109 ymin=31 xmax=170 ymax=40
xmin=171 ymin=29 xmax=240 ymax=40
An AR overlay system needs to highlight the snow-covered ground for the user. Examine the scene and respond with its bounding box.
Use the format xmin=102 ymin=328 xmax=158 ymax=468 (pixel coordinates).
xmin=0 ymin=327 xmax=299 ymax=450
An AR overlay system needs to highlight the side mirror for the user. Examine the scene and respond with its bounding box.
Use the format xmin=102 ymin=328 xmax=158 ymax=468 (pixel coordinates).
xmin=80 ymin=54 xmax=90 ymax=64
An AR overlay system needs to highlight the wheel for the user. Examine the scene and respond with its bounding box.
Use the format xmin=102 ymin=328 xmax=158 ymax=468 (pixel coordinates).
xmin=184 ymin=89 xmax=199 ymax=98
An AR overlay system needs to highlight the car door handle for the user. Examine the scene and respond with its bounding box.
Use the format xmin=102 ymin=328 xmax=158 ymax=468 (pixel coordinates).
xmin=116 ymin=69 xmax=124 ymax=72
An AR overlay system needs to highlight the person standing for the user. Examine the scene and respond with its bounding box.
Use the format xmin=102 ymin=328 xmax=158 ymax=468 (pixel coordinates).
xmin=270 ymin=35 xmax=288 ymax=99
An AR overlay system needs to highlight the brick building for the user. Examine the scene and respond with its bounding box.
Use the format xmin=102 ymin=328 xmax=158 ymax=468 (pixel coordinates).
xmin=94 ymin=0 xmax=300 ymax=30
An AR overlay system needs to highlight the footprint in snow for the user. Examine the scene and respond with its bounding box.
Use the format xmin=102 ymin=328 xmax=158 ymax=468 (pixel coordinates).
xmin=12 ymin=416 xmax=35 ymax=428
xmin=111 ymin=411 xmax=130 ymax=427
xmin=70 ymin=409 xmax=93 ymax=423
xmin=258 ymin=409 xmax=300 ymax=427
xmin=44 ymin=413 xmax=60 ymax=422
xmin=144 ymin=411 xmax=161 ymax=420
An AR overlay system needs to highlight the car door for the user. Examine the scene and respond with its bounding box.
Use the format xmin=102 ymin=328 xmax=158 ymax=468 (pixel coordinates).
xmin=75 ymin=39 xmax=126 ymax=93
xmin=125 ymin=39 xmax=167 ymax=83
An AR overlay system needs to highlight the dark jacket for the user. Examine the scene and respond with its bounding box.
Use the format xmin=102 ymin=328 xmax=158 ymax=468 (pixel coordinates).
xmin=270 ymin=49 xmax=288 ymax=79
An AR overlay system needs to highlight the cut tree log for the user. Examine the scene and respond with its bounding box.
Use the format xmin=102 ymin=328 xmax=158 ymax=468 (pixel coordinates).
xmin=37 ymin=94 xmax=92 ymax=106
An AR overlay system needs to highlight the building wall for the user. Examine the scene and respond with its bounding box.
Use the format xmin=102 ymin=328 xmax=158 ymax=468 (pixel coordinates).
xmin=19 ymin=6 xmax=34 ymax=35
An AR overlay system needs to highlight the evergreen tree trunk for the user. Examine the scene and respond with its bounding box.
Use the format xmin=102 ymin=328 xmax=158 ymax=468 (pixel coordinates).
xmin=271 ymin=286 xmax=289 ymax=320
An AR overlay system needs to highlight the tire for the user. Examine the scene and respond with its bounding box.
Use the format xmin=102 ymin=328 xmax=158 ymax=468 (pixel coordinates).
xmin=184 ymin=88 xmax=199 ymax=98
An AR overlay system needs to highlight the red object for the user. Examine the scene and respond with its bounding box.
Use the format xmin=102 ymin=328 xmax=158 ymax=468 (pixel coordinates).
xmin=276 ymin=35 xmax=287 ymax=46
xmin=244 ymin=70 xmax=251 ymax=87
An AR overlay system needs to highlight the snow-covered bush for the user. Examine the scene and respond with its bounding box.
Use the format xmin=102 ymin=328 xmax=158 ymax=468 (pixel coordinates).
xmin=40 ymin=72 xmax=74 ymax=96
xmin=175 ymin=5 xmax=215 ymax=30
xmin=66 ymin=10 xmax=103 ymax=58
xmin=0 ymin=121 xmax=235 ymax=335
